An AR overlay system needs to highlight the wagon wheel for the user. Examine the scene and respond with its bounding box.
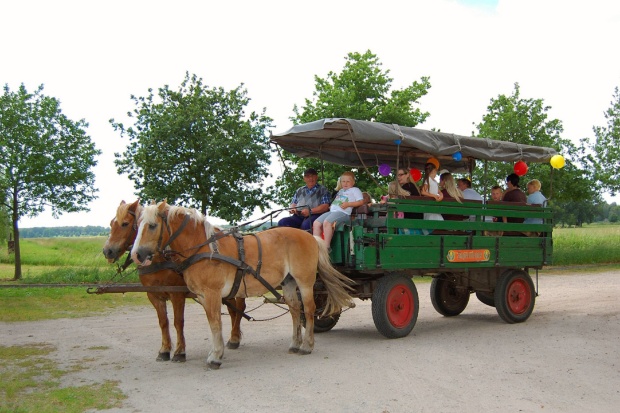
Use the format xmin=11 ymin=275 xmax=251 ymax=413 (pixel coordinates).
xmin=311 ymin=291 xmax=340 ymax=333
xmin=430 ymin=274 xmax=470 ymax=316
xmin=475 ymin=291 xmax=496 ymax=307
xmin=371 ymin=274 xmax=419 ymax=339
xmin=494 ymin=269 xmax=536 ymax=324
xmin=299 ymin=288 xmax=340 ymax=333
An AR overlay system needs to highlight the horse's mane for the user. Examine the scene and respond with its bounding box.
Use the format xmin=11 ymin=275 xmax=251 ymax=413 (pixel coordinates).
xmin=142 ymin=202 xmax=217 ymax=244
xmin=116 ymin=201 xmax=143 ymax=223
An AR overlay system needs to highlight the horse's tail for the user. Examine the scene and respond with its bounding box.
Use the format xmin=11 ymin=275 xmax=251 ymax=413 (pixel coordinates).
xmin=314 ymin=236 xmax=356 ymax=316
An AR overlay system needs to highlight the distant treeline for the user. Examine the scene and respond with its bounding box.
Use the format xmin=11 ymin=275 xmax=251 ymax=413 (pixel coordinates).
xmin=19 ymin=226 xmax=110 ymax=238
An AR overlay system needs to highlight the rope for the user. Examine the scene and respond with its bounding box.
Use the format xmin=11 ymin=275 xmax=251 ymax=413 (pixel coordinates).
xmin=347 ymin=124 xmax=387 ymax=192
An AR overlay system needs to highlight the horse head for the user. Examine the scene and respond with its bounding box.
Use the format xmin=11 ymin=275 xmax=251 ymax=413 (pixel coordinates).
xmin=103 ymin=199 xmax=143 ymax=262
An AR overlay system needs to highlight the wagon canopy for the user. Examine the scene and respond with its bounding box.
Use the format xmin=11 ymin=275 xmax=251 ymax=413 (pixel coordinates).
xmin=270 ymin=118 xmax=558 ymax=172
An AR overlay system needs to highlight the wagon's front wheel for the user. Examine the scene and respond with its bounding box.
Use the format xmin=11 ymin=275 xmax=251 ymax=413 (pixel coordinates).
xmin=430 ymin=275 xmax=470 ymax=316
xmin=371 ymin=274 xmax=419 ymax=339
xmin=494 ymin=269 xmax=536 ymax=323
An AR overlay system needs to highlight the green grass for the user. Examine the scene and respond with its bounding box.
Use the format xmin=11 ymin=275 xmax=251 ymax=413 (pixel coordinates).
xmin=0 ymin=344 xmax=126 ymax=412
xmin=1 ymin=236 xmax=146 ymax=322
xmin=552 ymin=224 xmax=620 ymax=266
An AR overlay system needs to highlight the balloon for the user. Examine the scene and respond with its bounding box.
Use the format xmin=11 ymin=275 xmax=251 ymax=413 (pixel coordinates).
xmin=452 ymin=151 xmax=462 ymax=161
xmin=379 ymin=163 xmax=391 ymax=176
xmin=393 ymin=139 xmax=402 ymax=145
xmin=514 ymin=160 xmax=528 ymax=176
xmin=409 ymin=168 xmax=422 ymax=181
xmin=550 ymin=154 xmax=565 ymax=169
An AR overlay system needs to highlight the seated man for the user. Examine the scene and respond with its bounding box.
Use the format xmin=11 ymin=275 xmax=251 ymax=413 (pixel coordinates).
xmin=457 ymin=178 xmax=483 ymax=201
xmin=278 ymin=168 xmax=331 ymax=231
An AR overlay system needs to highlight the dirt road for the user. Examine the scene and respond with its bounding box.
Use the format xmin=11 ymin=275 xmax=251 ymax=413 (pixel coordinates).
xmin=3 ymin=270 xmax=619 ymax=413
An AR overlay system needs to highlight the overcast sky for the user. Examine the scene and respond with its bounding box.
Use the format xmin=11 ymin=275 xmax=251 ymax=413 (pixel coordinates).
xmin=2 ymin=0 xmax=619 ymax=228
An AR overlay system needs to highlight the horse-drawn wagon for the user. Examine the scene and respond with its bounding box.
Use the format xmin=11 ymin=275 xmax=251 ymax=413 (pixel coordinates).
xmin=270 ymin=118 xmax=555 ymax=338
xmin=100 ymin=117 xmax=556 ymax=368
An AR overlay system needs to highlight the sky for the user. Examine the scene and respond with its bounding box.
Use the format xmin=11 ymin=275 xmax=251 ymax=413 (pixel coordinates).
xmin=2 ymin=0 xmax=619 ymax=228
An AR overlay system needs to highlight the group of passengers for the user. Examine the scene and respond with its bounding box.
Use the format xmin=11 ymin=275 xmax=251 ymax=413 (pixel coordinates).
xmin=277 ymin=160 xmax=548 ymax=241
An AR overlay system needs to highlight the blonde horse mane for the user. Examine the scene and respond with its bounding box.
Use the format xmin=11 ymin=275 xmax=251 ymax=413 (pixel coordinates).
xmin=141 ymin=202 xmax=218 ymax=248
xmin=116 ymin=201 xmax=144 ymax=223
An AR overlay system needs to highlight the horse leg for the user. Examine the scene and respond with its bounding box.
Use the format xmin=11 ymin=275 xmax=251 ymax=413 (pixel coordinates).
xmin=146 ymin=292 xmax=172 ymax=361
xmin=298 ymin=283 xmax=316 ymax=355
xmin=201 ymin=290 xmax=225 ymax=369
xmin=170 ymin=292 xmax=187 ymax=362
xmin=226 ymin=297 xmax=245 ymax=349
xmin=281 ymin=281 xmax=303 ymax=354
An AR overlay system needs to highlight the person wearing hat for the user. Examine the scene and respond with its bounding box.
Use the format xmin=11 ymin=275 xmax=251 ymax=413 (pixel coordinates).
xmin=278 ymin=167 xmax=331 ymax=231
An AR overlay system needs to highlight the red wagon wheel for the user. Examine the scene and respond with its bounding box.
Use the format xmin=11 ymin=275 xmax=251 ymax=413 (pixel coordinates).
xmin=494 ymin=269 xmax=536 ymax=323
xmin=371 ymin=273 xmax=419 ymax=339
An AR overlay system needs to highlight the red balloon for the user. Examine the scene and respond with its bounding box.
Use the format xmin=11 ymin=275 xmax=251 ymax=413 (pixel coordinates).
xmin=514 ymin=160 xmax=528 ymax=176
xmin=409 ymin=168 xmax=422 ymax=181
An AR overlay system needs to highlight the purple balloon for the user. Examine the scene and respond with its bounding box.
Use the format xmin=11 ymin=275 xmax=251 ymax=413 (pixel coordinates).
xmin=379 ymin=164 xmax=391 ymax=176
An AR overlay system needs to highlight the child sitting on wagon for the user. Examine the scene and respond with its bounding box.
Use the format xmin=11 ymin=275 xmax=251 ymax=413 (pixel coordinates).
xmin=313 ymin=171 xmax=366 ymax=249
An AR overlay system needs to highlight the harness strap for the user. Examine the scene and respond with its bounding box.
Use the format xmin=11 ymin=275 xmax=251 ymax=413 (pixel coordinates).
xmin=161 ymin=213 xmax=191 ymax=251
xmin=137 ymin=260 xmax=182 ymax=276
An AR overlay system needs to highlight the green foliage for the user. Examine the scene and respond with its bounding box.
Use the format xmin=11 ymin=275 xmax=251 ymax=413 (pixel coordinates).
xmin=111 ymin=72 xmax=275 ymax=223
xmin=0 ymin=344 xmax=126 ymax=411
xmin=275 ymin=50 xmax=432 ymax=206
xmin=473 ymin=82 xmax=599 ymax=205
xmin=0 ymin=83 xmax=101 ymax=279
xmin=551 ymin=200 xmax=601 ymax=227
xmin=0 ymin=84 xmax=100 ymax=219
xmin=19 ymin=226 xmax=109 ymax=238
xmin=592 ymin=86 xmax=620 ymax=196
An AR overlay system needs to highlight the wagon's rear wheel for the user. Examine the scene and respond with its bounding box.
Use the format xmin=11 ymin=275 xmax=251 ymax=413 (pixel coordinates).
xmin=494 ymin=269 xmax=536 ymax=323
xmin=475 ymin=291 xmax=496 ymax=307
xmin=371 ymin=274 xmax=419 ymax=339
xmin=430 ymin=274 xmax=470 ymax=316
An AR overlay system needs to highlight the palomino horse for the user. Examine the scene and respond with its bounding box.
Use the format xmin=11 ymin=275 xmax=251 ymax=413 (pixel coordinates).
xmin=131 ymin=201 xmax=354 ymax=369
xmin=102 ymin=200 xmax=246 ymax=362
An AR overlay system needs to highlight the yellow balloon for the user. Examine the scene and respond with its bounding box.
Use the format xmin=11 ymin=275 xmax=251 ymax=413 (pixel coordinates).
xmin=550 ymin=154 xmax=565 ymax=169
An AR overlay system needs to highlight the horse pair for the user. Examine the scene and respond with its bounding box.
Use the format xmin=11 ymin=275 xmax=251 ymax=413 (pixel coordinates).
xmin=129 ymin=200 xmax=355 ymax=369
xmin=102 ymin=200 xmax=246 ymax=363
xmin=106 ymin=200 xmax=355 ymax=369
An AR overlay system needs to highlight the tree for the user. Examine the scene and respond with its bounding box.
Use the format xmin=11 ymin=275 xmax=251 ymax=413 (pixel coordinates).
xmin=473 ymin=82 xmax=599 ymax=206
xmin=275 ymin=50 xmax=432 ymax=205
xmin=111 ymin=73 xmax=274 ymax=223
xmin=0 ymin=84 xmax=100 ymax=280
xmin=592 ymin=86 xmax=620 ymax=196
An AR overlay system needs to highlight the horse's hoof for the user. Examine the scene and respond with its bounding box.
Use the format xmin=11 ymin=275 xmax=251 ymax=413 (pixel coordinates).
xmin=226 ymin=341 xmax=240 ymax=350
xmin=171 ymin=353 xmax=186 ymax=363
xmin=156 ymin=352 xmax=171 ymax=361
xmin=288 ymin=347 xmax=300 ymax=354
xmin=298 ymin=348 xmax=312 ymax=355
xmin=207 ymin=360 xmax=222 ymax=370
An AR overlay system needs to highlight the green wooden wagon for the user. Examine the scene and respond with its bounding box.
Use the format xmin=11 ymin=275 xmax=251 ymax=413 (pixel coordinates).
xmin=271 ymin=118 xmax=556 ymax=338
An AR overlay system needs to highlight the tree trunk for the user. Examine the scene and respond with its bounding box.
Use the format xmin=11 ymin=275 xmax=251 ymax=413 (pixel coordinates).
xmin=12 ymin=193 xmax=22 ymax=280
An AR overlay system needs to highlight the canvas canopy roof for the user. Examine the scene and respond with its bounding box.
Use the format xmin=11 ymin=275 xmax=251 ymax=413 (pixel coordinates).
xmin=270 ymin=118 xmax=558 ymax=172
